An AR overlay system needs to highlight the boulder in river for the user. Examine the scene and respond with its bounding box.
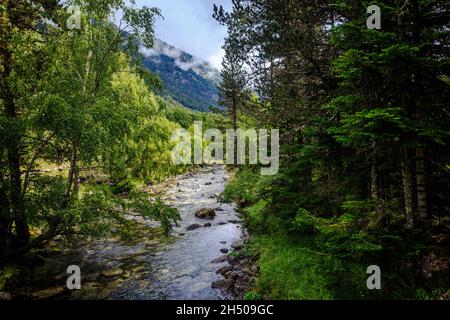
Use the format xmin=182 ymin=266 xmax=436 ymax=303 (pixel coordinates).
xmin=220 ymin=248 xmax=229 ymax=254
xmin=211 ymin=255 xmax=228 ymax=264
xmin=203 ymin=223 xmax=212 ymax=228
xmin=195 ymin=208 xmax=216 ymax=220
xmin=231 ymin=240 xmax=245 ymax=250
xmin=32 ymin=286 xmax=65 ymax=299
xmin=101 ymin=268 xmax=123 ymax=278
xmin=186 ymin=224 xmax=202 ymax=231
xmin=211 ymin=279 xmax=233 ymax=290
xmin=216 ymin=266 xmax=232 ymax=275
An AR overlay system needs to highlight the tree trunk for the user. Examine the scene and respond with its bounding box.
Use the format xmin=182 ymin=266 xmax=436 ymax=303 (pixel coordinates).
xmin=231 ymin=90 xmax=238 ymax=131
xmin=413 ymin=97 xmax=431 ymax=280
xmin=401 ymin=147 xmax=415 ymax=228
xmin=415 ymin=147 xmax=428 ymax=221
xmin=414 ymin=98 xmax=428 ymax=222
xmin=65 ymin=144 xmax=78 ymax=205
xmin=371 ymin=144 xmax=379 ymax=201
xmin=0 ymin=177 xmax=12 ymax=252
xmin=1 ymin=44 xmax=29 ymax=245
xmin=73 ymin=166 xmax=80 ymax=197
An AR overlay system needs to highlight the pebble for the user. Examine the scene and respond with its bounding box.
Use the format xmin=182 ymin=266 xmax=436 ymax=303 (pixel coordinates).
xmin=186 ymin=224 xmax=202 ymax=231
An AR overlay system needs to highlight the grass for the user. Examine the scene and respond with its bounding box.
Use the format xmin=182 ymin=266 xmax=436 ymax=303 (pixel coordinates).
xmin=250 ymin=235 xmax=334 ymax=300
xmin=242 ymin=200 xmax=375 ymax=300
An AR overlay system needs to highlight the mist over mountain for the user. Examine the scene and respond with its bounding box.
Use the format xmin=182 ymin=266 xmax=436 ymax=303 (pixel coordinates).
xmin=140 ymin=38 xmax=220 ymax=111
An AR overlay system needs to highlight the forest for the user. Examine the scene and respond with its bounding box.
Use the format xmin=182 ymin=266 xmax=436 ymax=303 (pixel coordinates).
xmin=1 ymin=0 xmax=449 ymax=301
xmin=215 ymin=0 xmax=450 ymax=299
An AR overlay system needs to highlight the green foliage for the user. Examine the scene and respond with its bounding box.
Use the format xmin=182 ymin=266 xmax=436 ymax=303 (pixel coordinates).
xmin=251 ymin=235 xmax=334 ymax=300
xmin=0 ymin=0 xmax=190 ymax=257
xmin=243 ymin=291 xmax=262 ymax=300
xmin=126 ymin=195 xmax=180 ymax=236
xmin=220 ymin=168 xmax=264 ymax=205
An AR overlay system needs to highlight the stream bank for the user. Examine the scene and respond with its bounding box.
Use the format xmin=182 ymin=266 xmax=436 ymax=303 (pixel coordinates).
xmin=1 ymin=165 xmax=257 ymax=300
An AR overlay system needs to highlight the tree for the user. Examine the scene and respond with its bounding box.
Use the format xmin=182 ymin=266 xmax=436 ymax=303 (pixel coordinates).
xmin=1 ymin=0 xmax=60 ymax=249
xmin=0 ymin=0 xmax=183 ymax=259
xmin=216 ymin=0 xmax=450 ymax=297
xmin=217 ymin=44 xmax=249 ymax=130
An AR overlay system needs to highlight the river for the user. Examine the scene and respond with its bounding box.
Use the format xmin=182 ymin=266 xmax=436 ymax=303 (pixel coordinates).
xmin=26 ymin=165 xmax=245 ymax=300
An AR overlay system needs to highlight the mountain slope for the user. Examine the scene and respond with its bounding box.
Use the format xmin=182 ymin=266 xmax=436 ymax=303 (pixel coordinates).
xmin=140 ymin=39 xmax=220 ymax=112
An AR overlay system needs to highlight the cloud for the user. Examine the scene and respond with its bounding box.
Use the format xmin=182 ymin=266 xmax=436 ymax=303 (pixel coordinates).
xmin=136 ymin=0 xmax=231 ymax=64
xmin=141 ymin=38 xmax=221 ymax=81
xmin=208 ymin=48 xmax=225 ymax=71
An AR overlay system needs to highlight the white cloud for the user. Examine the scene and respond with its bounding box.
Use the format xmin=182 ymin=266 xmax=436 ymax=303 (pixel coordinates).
xmin=208 ymin=48 xmax=225 ymax=71
xmin=136 ymin=0 xmax=230 ymax=63
xmin=140 ymin=38 xmax=221 ymax=82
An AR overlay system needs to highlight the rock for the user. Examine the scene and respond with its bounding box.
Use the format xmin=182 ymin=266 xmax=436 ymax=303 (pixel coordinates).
xmin=220 ymin=248 xmax=229 ymax=254
xmin=0 ymin=292 xmax=11 ymax=301
xmin=32 ymin=286 xmax=65 ymax=299
xmin=211 ymin=255 xmax=228 ymax=264
xmin=205 ymin=182 xmax=212 ymax=185
xmin=218 ymin=222 xmax=227 ymax=225
xmin=235 ymin=275 xmax=251 ymax=286
xmin=178 ymin=233 xmax=186 ymax=236
xmin=211 ymin=279 xmax=233 ymax=290
xmin=242 ymin=268 xmax=256 ymax=276
xmin=216 ymin=266 xmax=232 ymax=275
xmin=101 ymin=268 xmax=123 ymax=278
xmin=54 ymin=273 xmax=65 ymax=281
xmin=231 ymin=240 xmax=245 ymax=250
xmin=132 ymin=265 xmax=146 ymax=273
xmin=219 ymin=241 xmax=227 ymax=244
xmin=72 ymin=282 xmax=102 ymax=300
xmin=228 ymin=255 xmax=240 ymax=265
xmin=86 ymin=272 xmax=100 ymax=281
xmin=195 ymin=208 xmax=216 ymax=219
xmin=215 ymin=207 xmax=225 ymax=212
xmin=186 ymin=224 xmax=202 ymax=231
xmin=228 ymin=220 xmax=240 ymax=224
xmin=204 ymin=223 xmax=212 ymax=228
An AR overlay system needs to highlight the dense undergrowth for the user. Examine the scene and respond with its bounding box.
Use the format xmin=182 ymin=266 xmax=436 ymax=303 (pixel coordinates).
xmin=221 ymin=167 xmax=450 ymax=300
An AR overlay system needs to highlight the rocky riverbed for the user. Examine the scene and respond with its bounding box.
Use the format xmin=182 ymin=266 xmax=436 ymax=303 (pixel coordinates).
xmin=6 ymin=165 xmax=256 ymax=300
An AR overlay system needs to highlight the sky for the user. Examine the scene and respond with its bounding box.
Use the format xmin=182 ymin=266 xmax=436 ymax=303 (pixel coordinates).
xmin=135 ymin=0 xmax=232 ymax=70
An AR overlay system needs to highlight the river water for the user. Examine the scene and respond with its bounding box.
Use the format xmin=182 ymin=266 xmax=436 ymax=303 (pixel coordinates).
xmin=27 ymin=165 xmax=244 ymax=300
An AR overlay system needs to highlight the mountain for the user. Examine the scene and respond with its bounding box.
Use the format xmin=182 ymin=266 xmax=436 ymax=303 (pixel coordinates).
xmin=140 ymin=38 xmax=220 ymax=112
